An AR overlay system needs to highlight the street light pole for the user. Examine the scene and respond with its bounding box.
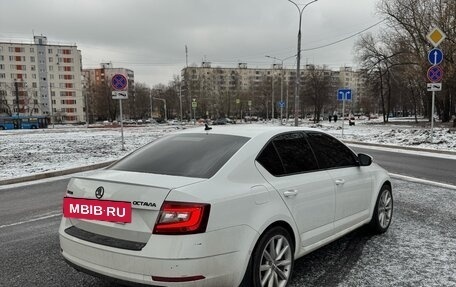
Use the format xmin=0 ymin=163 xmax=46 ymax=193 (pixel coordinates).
xmin=149 ymin=88 xmax=153 ymax=120
xmin=266 ymin=54 xmax=296 ymax=124
xmin=179 ymin=83 xmax=183 ymax=122
xmin=288 ymin=0 xmax=318 ymax=126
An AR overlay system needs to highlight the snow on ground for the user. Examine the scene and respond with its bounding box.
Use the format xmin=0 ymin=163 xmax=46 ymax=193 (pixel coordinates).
xmin=0 ymin=118 xmax=455 ymax=181
xmin=289 ymin=179 xmax=456 ymax=287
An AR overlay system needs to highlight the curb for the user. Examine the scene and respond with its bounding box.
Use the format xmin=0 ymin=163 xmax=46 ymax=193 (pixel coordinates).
xmin=0 ymin=161 xmax=116 ymax=186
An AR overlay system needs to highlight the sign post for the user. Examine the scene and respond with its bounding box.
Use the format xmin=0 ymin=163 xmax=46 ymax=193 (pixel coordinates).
xmin=111 ymin=74 xmax=128 ymax=151
xmin=426 ymin=28 xmax=446 ymax=143
xmin=337 ymin=89 xmax=352 ymax=137
xmin=192 ymin=99 xmax=197 ymax=124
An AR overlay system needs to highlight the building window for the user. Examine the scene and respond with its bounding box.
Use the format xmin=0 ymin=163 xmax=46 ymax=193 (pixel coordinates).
xmin=0 ymin=73 xmax=5 ymax=78
xmin=48 ymin=48 xmax=53 ymax=54
xmin=49 ymin=57 xmax=53 ymax=62
xmin=30 ymin=56 xmax=35 ymax=62
xmin=32 ymin=82 xmax=37 ymax=88
xmin=30 ymin=47 xmax=35 ymax=53
xmin=49 ymin=66 xmax=53 ymax=71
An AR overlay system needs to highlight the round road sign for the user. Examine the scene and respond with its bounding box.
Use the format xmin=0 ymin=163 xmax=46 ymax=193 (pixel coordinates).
xmin=428 ymin=48 xmax=443 ymax=66
xmin=427 ymin=66 xmax=443 ymax=83
xmin=111 ymin=74 xmax=128 ymax=91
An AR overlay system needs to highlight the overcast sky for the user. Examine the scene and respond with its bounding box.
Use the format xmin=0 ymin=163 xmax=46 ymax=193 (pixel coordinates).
xmin=1 ymin=0 xmax=383 ymax=86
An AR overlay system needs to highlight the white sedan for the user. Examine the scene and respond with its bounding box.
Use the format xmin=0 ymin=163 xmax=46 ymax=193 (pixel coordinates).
xmin=59 ymin=125 xmax=393 ymax=287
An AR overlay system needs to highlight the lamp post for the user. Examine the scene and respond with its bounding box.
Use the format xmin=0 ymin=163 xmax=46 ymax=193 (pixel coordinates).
xmin=265 ymin=54 xmax=296 ymax=124
xmin=288 ymin=0 xmax=318 ymax=126
xmin=149 ymin=88 xmax=153 ymax=120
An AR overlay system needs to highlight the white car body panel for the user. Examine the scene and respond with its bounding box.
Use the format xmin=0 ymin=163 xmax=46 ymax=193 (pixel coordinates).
xmin=59 ymin=125 xmax=391 ymax=287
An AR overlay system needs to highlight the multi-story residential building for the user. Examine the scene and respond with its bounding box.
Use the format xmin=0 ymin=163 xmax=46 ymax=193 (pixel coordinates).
xmin=83 ymin=63 xmax=134 ymax=122
xmin=0 ymin=35 xmax=84 ymax=123
xmin=181 ymin=63 xmax=365 ymax=119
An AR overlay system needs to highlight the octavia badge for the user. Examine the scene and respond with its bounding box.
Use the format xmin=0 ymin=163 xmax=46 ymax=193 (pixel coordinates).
xmin=95 ymin=186 xmax=104 ymax=199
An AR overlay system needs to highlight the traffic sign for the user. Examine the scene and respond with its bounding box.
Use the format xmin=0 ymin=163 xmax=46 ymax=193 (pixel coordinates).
xmin=112 ymin=91 xmax=128 ymax=99
xmin=427 ymin=83 xmax=442 ymax=92
xmin=111 ymin=74 xmax=128 ymax=91
xmin=248 ymin=100 xmax=252 ymax=106
xmin=192 ymin=100 xmax=197 ymax=108
xmin=427 ymin=27 xmax=446 ymax=47
xmin=278 ymin=101 xmax=285 ymax=108
xmin=427 ymin=66 xmax=444 ymax=83
xmin=337 ymin=89 xmax=352 ymax=101
xmin=428 ymin=48 xmax=443 ymax=66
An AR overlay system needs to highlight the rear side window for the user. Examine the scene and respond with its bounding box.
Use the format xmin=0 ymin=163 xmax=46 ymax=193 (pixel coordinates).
xmin=257 ymin=132 xmax=318 ymax=176
xmin=110 ymin=133 xmax=249 ymax=178
xmin=306 ymin=132 xmax=358 ymax=169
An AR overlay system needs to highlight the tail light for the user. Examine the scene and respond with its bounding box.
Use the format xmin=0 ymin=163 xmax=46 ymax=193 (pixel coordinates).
xmin=153 ymin=201 xmax=210 ymax=235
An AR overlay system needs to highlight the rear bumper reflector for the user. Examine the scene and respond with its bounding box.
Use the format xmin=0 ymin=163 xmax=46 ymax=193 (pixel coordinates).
xmin=152 ymin=275 xmax=205 ymax=282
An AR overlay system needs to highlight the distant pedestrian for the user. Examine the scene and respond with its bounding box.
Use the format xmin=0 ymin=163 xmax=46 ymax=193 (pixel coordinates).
xmin=334 ymin=114 xmax=338 ymax=123
xmin=329 ymin=115 xmax=332 ymax=123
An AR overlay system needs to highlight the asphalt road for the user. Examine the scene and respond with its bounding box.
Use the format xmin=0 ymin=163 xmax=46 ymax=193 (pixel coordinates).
xmin=350 ymin=145 xmax=456 ymax=186
xmin=1 ymin=147 xmax=455 ymax=287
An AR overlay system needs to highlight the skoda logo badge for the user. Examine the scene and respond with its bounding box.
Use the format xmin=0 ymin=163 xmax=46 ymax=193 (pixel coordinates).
xmin=95 ymin=186 xmax=104 ymax=199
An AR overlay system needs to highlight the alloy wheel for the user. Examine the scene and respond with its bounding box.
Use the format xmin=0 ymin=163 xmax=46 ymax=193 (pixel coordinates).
xmin=259 ymin=234 xmax=292 ymax=287
xmin=378 ymin=189 xmax=393 ymax=229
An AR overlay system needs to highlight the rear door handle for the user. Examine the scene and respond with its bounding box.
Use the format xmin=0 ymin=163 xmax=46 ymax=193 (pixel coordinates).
xmin=283 ymin=190 xmax=298 ymax=197
xmin=335 ymin=179 xmax=345 ymax=185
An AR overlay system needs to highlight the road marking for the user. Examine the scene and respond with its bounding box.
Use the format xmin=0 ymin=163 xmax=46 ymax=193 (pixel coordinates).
xmin=390 ymin=173 xmax=456 ymax=191
xmin=0 ymin=212 xmax=61 ymax=229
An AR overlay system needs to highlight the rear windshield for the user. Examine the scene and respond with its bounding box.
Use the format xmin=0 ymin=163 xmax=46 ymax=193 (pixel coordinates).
xmin=109 ymin=133 xmax=249 ymax=178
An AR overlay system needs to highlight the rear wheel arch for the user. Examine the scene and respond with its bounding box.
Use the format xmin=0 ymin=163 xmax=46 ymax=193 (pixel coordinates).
xmin=260 ymin=221 xmax=296 ymax=251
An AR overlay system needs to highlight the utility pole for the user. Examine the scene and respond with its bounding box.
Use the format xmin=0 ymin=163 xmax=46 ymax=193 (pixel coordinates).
xmin=185 ymin=45 xmax=191 ymax=121
xmin=14 ymin=80 xmax=19 ymax=116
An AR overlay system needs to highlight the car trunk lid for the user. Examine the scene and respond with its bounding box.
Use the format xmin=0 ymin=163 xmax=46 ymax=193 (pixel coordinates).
xmin=64 ymin=170 xmax=205 ymax=246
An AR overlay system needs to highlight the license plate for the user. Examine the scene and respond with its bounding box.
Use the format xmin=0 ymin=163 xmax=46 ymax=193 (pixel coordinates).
xmin=63 ymin=197 xmax=132 ymax=223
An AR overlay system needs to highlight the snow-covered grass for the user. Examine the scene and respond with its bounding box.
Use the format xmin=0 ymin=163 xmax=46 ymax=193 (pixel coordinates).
xmin=0 ymin=118 xmax=455 ymax=181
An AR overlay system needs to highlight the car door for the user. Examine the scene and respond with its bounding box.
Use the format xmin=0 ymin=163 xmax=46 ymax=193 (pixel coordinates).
xmin=255 ymin=132 xmax=336 ymax=248
xmin=306 ymin=131 xmax=373 ymax=234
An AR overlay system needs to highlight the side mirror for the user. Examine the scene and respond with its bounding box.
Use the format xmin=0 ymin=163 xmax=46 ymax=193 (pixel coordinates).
xmin=358 ymin=153 xmax=373 ymax=166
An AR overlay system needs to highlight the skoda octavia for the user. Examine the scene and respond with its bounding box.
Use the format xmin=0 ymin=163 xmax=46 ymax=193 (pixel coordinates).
xmin=59 ymin=126 xmax=393 ymax=287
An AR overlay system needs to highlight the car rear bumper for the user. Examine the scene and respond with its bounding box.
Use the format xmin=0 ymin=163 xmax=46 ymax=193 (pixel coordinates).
xmin=59 ymin=219 xmax=257 ymax=287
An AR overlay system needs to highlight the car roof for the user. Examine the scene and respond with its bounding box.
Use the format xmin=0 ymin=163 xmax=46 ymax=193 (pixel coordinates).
xmin=179 ymin=125 xmax=322 ymax=139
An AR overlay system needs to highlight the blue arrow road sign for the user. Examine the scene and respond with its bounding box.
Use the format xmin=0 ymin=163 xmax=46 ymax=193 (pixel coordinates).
xmin=428 ymin=48 xmax=443 ymax=65
xmin=337 ymin=89 xmax=352 ymax=101
xmin=278 ymin=101 xmax=285 ymax=108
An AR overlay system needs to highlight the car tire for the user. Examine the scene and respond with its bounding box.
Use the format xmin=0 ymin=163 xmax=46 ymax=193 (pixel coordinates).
xmin=241 ymin=226 xmax=294 ymax=287
xmin=370 ymin=185 xmax=393 ymax=234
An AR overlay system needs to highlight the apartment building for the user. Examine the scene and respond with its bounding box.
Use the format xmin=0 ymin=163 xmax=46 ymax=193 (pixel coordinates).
xmin=181 ymin=62 xmax=366 ymax=117
xmin=0 ymin=35 xmax=84 ymax=123
xmin=83 ymin=63 xmax=134 ymax=121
